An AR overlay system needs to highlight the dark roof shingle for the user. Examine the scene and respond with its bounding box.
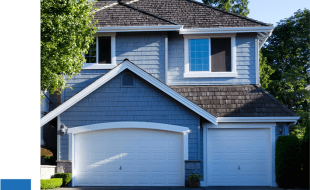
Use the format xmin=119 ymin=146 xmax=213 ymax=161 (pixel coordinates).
xmin=94 ymin=0 xmax=271 ymax=28
xmin=94 ymin=1 xmax=176 ymax=27
xmin=171 ymin=85 xmax=296 ymax=117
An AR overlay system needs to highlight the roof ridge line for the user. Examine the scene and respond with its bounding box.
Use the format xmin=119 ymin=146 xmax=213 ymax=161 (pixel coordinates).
xmin=186 ymin=0 xmax=272 ymax=27
xmin=118 ymin=2 xmax=180 ymax=25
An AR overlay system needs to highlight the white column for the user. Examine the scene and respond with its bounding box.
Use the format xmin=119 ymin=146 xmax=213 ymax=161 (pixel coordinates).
xmin=271 ymin=126 xmax=277 ymax=187
xmin=255 ymin=38 xmax=260 ymax=85
xmin=165 ymin=36 xmax=168 ymax=84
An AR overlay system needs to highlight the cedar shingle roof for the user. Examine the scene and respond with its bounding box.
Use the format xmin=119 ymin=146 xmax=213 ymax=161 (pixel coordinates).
xmin=94 ymin=2 xmax=176 ymax=26
xmin=94 ymin=0 xmax=271 ymax=28
xmin=171 ymin=85 xmax=296 ymax=117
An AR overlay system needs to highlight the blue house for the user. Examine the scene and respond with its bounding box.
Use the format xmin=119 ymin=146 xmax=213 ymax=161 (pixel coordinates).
xmin=41 ymin=0 xmax=299 ymax=187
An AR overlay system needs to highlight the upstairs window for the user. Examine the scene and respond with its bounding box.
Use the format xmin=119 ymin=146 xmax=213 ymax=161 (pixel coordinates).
xmin=83 ymin=34 xmax=116 ymax=69
xmin=184 ymin=35 xmax=236 ymax=78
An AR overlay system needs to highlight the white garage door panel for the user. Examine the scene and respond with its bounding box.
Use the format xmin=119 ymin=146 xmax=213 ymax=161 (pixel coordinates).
xmin=74 ymin=129 xmax=183 ymax=186
xmin=207 ymin=128 xmax=271 ymax=186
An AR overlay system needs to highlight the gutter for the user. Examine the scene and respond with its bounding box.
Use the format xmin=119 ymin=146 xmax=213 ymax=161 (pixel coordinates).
xmin=96 ymin=25 xmax=183 ymax=33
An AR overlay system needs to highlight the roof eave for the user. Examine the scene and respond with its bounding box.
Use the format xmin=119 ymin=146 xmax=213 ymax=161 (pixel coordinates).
xmin=217 ymin=116 xmax=300 ymax=123
xmin=179 ymin=26 xmax=275 ymax=34
xmin=96 ymin=25 xmax=183 ymax=33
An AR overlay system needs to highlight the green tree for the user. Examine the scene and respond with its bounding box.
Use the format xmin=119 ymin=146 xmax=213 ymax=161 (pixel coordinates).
xmin=41 ymin=0 xmax=98 ymax=95
xmin=202 ymin=0 xmax=249 ymax=16
xmin=260 ymin=9 xmax=310 ymax=137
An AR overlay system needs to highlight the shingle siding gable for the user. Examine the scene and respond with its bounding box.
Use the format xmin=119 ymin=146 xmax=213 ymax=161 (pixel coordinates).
xmin=59 ymin=70 xmax=200 ymax=160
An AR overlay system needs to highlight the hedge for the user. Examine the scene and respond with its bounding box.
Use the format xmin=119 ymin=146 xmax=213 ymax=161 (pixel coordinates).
xmin=275 ymin=135 xmax=300 ymax=188
xmin=300 ymin=127 xmax=309 ymax=188
xmin=53 ymin=173 xmax=72 ymax=186
xmin=41 ymin=178 xmax=63 ymax=189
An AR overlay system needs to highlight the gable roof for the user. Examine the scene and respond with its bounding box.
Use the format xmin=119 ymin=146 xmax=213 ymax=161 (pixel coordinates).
xmin=40 ymin=60 xmax=218 ymax=127
xmin=171 ymin=85 xmax=297 ymax=117
xmin=94 ymin=0 xmax=271 ymax=28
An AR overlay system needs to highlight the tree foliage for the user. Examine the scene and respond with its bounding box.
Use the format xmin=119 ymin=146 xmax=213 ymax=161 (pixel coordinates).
xmin=260 ymin=9 xmax=310 ymax=137
xmin=41 ymin=0 xmax=98 ymax=95
xmin=202 ymin=0 xmax=249 ymax=16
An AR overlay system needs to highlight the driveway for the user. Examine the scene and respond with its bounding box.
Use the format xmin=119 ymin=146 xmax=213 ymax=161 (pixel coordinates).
xmin=56 ymin=187 xmax=308 ymax=190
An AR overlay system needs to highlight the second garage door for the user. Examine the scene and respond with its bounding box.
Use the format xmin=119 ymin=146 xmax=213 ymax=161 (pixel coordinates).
xmin=207 ymin=128 xmax=271 ymax=186
xmin=74 ymin=128 xmax=184 ymax=186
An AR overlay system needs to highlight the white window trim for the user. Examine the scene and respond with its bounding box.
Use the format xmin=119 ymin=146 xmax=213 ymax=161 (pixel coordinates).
xmin=82 ymin=33 xmax=116 ymax=70
xmin=183 ymin=35 xmax=237 ymax=78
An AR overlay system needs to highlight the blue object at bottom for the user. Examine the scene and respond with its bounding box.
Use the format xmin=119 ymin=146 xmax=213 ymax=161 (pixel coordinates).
xmin=1 ymin=179 xmax=31 ymax=190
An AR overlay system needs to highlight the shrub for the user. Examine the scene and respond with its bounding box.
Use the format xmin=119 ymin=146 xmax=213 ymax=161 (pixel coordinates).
xmin=41 ymin=178 xmax=62 ymax=189
xmin=53 ymin=173 xmax=72 ymax=186
xmin=41 ymin=148 xmax=53 ymax=159
xmin=275 ymin=135 xmax=300 ymax=188
xmin=300 ymin=124 xmax=309 ymax=188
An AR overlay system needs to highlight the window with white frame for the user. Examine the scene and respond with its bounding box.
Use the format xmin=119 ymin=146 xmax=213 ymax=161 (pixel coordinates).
xmin=83 ymin=33 xmax=116 ymax=69
xmin=184 ymin=35 xmax=236 ymax=78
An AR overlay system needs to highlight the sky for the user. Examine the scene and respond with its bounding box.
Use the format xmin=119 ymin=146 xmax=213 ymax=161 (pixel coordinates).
xmin=196 ymin=0 xmax=309 ymax=26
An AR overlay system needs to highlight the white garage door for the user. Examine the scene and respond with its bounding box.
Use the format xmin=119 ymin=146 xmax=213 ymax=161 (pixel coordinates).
xmin=207 ymin=128 xmax=271 ymax=186
xmin=74 ymin=128 xmax=184 ymax=186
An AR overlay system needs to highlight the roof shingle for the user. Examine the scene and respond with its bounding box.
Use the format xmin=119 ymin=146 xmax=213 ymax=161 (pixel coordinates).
xmin=94 ymin=0 xmax=271 ymax=28
xmin=171 ymin=85 xmax=296 ymax=117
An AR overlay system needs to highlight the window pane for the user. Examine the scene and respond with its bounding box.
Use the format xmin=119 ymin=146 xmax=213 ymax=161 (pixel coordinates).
xmin=98 ymin=37 xmax=111 ymax=64
xmin=196 ymin=64 xmax=203 ymax=71
xmin=211 ymin=38 xmax=231 ymax=72
xmin=85 ymin=39 xmax=96 ymax=63
xmin=189 ymin=39 xmax=210 ymax=71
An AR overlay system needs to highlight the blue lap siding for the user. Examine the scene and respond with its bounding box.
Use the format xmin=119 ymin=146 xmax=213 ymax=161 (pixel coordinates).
xmin=116 ymin=32 xmax=166 ymax=83
xmin=60 ymin=70 xmax=201 ymax=164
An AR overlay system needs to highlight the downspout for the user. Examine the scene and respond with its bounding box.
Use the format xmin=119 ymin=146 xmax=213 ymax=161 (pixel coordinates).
xmin=287 ymin=120 xmax=298 ymax=134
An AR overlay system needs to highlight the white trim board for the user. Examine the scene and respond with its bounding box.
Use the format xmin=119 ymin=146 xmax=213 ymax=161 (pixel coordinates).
xmin=67 ymin=121 xmax=190 ymax=134
xmin=40 ymin=60 xmax=218 ymax=127
xmin=180 ymin=26 xmax=275 ymax=34
xmin=217 ymin=117 xmax=300 ymax=123
xmin=97 ymin=25 xmax=183 ymax=33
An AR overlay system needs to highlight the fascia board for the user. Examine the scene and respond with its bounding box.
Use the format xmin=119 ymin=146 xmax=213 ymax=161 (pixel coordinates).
xmin=179 ymin=26 xmax=275 ymax=34
xmin=40 ymin=61 xmax=218 ymax=127
xmin=97 ymin=25 xmax=183 ymax=33
xmin=217 ymin=117 xmax=300 ymax=123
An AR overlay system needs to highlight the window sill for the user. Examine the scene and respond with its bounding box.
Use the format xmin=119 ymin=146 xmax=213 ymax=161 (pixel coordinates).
xmin=183 ymin=72 xmax=237 ymax=78
xmin=82 ymin=63 xmax=117 ymax=70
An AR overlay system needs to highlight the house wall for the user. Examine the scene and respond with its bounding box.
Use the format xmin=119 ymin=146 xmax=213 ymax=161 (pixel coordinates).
xmin=116 ymin=32 xmax=166 ymax=83
xmin=63 ymin=70 xmax=109 ymax=102
xmin=167 ymin=32 xmax=256 ymax=85
xmin=59 ymin=70 xmax=200 ymax=161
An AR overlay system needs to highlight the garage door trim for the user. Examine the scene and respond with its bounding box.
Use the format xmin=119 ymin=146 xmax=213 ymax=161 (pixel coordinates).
xmin=67 ymin=121 xmax=190 ymax=187
xmin=201 ymin=122 xmax=276 ymax=187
